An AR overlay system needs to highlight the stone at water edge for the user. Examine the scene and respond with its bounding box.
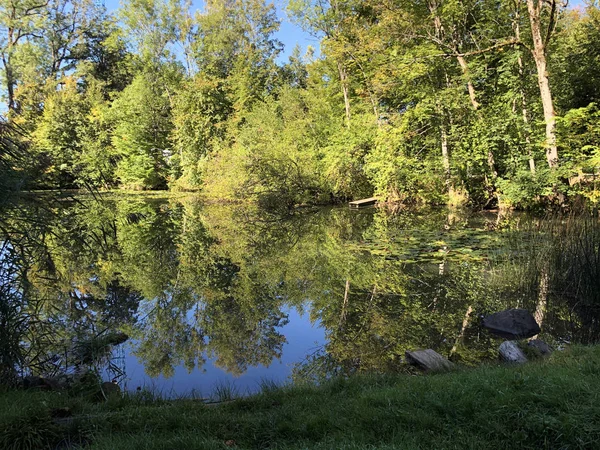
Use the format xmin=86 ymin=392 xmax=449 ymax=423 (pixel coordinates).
xmin=50 ymin=407 xmax=72 ymax=419
xmin=527 ymin=339 xmax=553 ymax=356
xmin=22 ymin=375 xmax=68 ymax=391
xmin=499 ymin=341 xmax=528 ymax=364
xmin=23 ymin=375 xmax=46 ymax=389
xmin=483 ymin=309 xmax=541 ymax=339
xmin=100 ymin=381 xmax=121 ymax=399
xmin=405 ymin=349 xmax=454 ymax=372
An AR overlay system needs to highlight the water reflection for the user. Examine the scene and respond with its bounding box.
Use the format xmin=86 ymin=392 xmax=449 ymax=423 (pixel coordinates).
xmin=1 ymin=195 xmax=599 ymax=392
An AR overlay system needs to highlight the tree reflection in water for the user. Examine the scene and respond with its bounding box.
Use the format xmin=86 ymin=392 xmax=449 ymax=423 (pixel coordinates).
xmin=1 ymin=195 xmax=600 ymax=388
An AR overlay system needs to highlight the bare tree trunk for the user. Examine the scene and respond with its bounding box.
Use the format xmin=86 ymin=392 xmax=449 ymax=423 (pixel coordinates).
xmin=526 ymin=0 xmax=559 ymax=168
xmin=441 ymin=126 xmax=452 ymax=193
xmin=4 ymin=58 xmax=15 ymax=113
xmin=451 ymin=305 xmax=473 ymax=356
xmin=519 ymin=56 xmax=537 ymax=175
xmin=337 ymin=62 xmax=351 ymax=128
xmin=2 ymin=27 xmax=16 ymax=113
xmin=456 ymin=55 xmax=480 ymax=111
xmin=531 ymin=266 xmax=549 ymax=340
xmin=369 ymin=92 xmax=379 ymax=126
xmin=340 ymin=279 xmax=350 ymax=324
xmin=513 ymin=1 xmax=536 ymax=174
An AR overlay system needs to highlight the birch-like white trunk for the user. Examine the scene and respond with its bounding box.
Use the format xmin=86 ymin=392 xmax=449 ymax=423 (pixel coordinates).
xmin=526 ymin=0 xmax=559 ymax=168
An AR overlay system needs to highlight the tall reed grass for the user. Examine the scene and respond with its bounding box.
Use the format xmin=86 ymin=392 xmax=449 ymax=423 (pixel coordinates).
xmin=490 ymin=211 xmax=600 ymax=343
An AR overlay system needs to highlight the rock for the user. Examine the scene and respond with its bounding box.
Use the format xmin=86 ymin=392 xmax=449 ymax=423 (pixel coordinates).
xmin=105 ymin=332 xmax=129 ymax=346
xmin=100 ymin=381 xmax=121 ymax=399
xmin=50 ymin=407 xmax=72 ymax=419
xmin=23 ymin=375 xmax=46 ymax=389
xmin=22 ymin=375 xmax=68 ymax=391
xmin=527 ymin=339 xmax=553 ymax=356
xmin=43 ymin=376 xmax=68 ymax=391
xmin=405 ymin=349 xmax=454 ymax=372
xmin=499 ymin=341 xmax=528 ymax=364
xmin=483 ymin=309 xmax=541 ymax=339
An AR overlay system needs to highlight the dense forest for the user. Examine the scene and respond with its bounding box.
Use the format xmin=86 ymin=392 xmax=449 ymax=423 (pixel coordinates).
xmin=1 ymin=0 xmax=599 ymax=208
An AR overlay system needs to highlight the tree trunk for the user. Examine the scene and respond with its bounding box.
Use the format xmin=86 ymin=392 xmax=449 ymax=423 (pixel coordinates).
xmin=441 ymin=126 xmax=452 ymax=193
xmin=337 ymin=62 xmax=351 ymax=128
xmin=519 ymin=55 xmax=536 ymax=175
xmin=4 ymin=59 xmax=15 ymax=113
xmin=513 ymin=2 xmax=536 ymax=174
xmin=526 ymin=0 xmax=559 ymax=168
xmin=340 ymin=279 xmax=350 ymax=324
xmin=455 ymin=54 xmax=497 ymax=178
xmin=3 ymin=27 xmax=16 ymax=113
xmin=456 ymin=55 xmax=480 ymax=111
xmin=450 ymin=305 xmax=473 ymax=356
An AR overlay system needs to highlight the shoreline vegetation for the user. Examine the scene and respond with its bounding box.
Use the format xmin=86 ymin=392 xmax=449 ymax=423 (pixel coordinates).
xmin=2 ymin=345 xmax=600 ymax=449
xmin=1 ymin=2 xmax=600 ymax=211
xmin=1 ymin=195 xmax=600 ymax=450
xmin=2 ymin=1 xmax=600 ymax=447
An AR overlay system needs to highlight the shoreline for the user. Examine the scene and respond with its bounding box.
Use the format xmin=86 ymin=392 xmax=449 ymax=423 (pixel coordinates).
xmin=2 ymin=345 xmax=600 ymax=449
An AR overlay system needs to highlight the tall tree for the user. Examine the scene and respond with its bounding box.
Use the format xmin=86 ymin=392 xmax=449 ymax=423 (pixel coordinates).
xmin=288 ymin=0 xmax=361 ymax=127
xmin=0 ymin=0 xmax=47 ymax=113
xmin=119 ymin=0 xmax=190 ymax=66
xmin=525 ymin=0 xmax=564 ymax=168
xmin=193 ymin=0 xmax=282 ymax=115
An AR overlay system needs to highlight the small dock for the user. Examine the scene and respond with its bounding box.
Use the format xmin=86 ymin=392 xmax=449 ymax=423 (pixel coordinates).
xmin=349 ymin=197 xmax=378 ymax=208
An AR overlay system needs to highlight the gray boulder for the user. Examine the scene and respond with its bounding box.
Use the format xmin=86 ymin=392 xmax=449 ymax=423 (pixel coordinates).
xmin=42 ymin=377 xmax=67 ymax=391
xmin=483 ymin=309 xmax=541 ymax=339
xmin=405 ymin=349 xmax=454 ymax=372
xmin=100 ymin=381 xmax=121 ymax=398
xmin=527 ymin=339 xmax=553 ymax=356
xmin=23 ymin=375 xmax=46 ymax=389
xmin=499 ymin=341 xmax=528 ymax=364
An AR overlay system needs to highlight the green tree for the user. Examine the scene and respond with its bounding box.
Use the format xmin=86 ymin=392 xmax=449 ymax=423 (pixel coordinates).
xmin=170 ymin=76 xmax=230 ymax=190
xmin=110 ymin=70 xmax=179 ymax=189
xmin=0 ymin=0 xmax=47 ymax=113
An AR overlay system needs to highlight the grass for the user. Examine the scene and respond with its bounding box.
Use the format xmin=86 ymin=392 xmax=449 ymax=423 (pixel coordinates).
xmin=213 ymin=381 xmax=240 ymax=403
xmin=3 ymin=346 xmax=600 ymax=449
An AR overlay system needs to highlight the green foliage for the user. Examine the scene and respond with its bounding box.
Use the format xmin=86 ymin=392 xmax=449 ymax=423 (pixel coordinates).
xmin=31 ymin=76 xmax=117 ymax=188
xmin=559 ymin=103 xmax=600 ymax=169
xmin=170 ymin=76 xmax=230 ymax=190
xmin=3 ymin=0 xmax=600 ymax=208
xmin=4 ymin=347 xmax=600 ymax=449
xmin=119 ymin=0 xmax=190 ymax=65
xmin=321 ymin=114 xmax=376 ymax=199
xmin=31 ymin=78 xmax=90 ymax=187
xmin=204 ymin=88 xmax=327 ymax=207
xmin=110 ymin=71 xmax=178 ymax=189
xmin=0 ymin=120 xmax=27 ymax=200
xmin=365 ymin=112 xmax=446 ymax=204
xmin=203 ymin=56 xmax=377 ymax=206
xmin=552 ymin=3 xmax=600 ymax=110
xmin=496 ymin=169 xmax=556 ymax=209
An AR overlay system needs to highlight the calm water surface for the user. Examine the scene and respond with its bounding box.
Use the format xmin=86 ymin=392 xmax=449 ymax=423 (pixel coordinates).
xmin=3 ymin=195 xmax=597 ymax=396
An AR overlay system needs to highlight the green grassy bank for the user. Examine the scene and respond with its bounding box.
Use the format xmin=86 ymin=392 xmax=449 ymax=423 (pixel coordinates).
xmin=2 ymin=346 xmax=600 ymax=450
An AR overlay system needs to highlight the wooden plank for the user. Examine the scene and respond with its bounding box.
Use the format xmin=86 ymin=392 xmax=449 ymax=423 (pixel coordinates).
xmin=349 ymin=197 xmax=377 ymax=208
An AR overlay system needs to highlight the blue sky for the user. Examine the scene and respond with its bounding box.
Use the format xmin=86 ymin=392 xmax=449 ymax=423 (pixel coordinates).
xmin=103 ymin=0 xmax=317 ymax=62
xmin=102 ymin=0 xmax=588 ymax=63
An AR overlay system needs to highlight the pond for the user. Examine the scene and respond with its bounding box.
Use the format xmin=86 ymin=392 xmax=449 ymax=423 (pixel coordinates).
xmin=1 ymin=194 xmax=599 ymax=397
